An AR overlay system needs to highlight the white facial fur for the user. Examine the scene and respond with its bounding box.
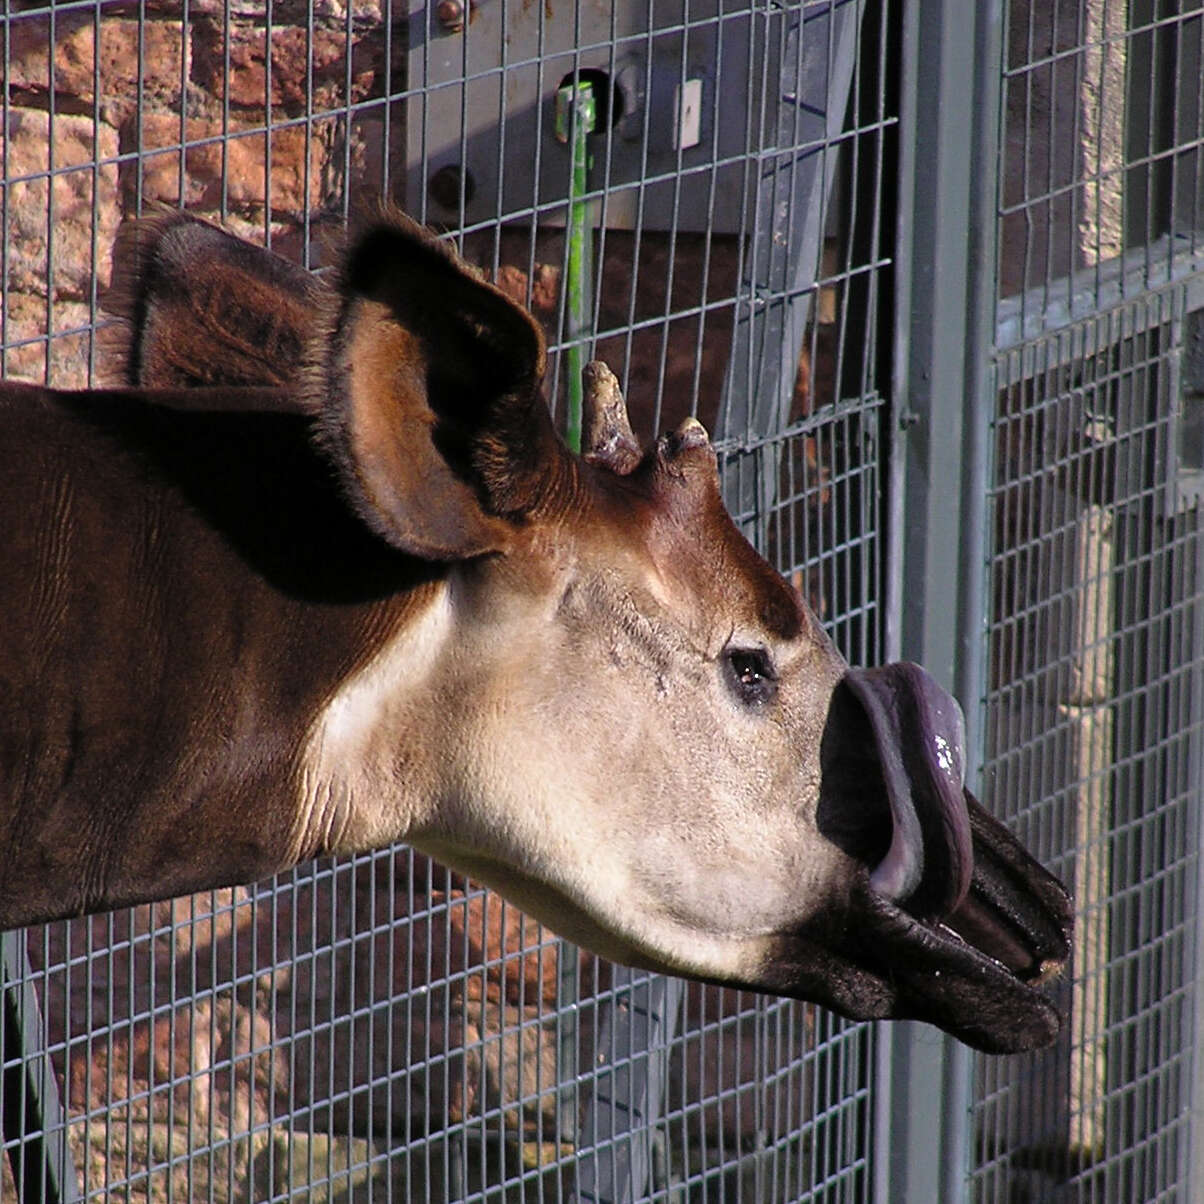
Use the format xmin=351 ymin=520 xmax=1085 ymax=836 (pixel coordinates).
xmin=298 ymin=537 xmax=855 ymax=987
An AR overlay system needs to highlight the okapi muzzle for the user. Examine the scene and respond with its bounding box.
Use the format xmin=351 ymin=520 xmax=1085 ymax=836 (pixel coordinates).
xmin=0 ymin=210 xmax=1071 ymax=1054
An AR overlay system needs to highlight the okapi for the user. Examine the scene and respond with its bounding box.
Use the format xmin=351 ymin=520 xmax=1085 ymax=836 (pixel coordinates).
xmin=0 ymin=211 xmax=1071 ymax=1053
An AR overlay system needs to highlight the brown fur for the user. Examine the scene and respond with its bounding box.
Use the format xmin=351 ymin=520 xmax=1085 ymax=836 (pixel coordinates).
xmin=304 ymin=216 xmax=568 ymax=559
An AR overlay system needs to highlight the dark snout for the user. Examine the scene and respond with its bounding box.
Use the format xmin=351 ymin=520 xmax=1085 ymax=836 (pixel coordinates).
xmin=808 ymin=662 xmax=1073 ymax=1053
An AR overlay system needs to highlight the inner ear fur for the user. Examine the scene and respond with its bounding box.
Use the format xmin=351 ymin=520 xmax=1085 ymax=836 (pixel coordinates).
xmin=311 ymin=214 xmax=567 ymax=561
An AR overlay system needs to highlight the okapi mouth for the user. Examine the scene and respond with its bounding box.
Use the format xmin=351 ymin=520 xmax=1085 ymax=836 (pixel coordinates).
xmin=810 ymin=662 xmax=1073 ymax=1052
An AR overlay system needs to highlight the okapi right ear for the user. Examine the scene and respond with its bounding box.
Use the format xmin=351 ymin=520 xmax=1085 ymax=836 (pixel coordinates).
xmin=312 ymin=214 xmax=567 ymax=562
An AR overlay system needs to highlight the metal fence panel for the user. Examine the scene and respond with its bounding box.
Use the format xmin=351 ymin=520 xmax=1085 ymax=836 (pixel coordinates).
xmin=0 ymin=2 xmax=894 ymax=1201
xmin=883 ymin=1 xmax=1003 ymax=1192
xmin=969 ymin=2 xmax=1204 ymax=1201
xmin=977 ymin=291 xmax=1204 ymax=1204
xmin=12 ymin=2 xmax=1204 ymax=1203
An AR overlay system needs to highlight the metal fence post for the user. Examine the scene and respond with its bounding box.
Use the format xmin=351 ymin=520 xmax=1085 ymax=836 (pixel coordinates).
xmin=574 ymin=971 xmax=685 ymax=1204
xmin=1 ymin=933 xmax=81 ymax=1204
xmin=1188 ymin=524 xmax=1204 ymax=1201
xmin=879 ymin=0 xmax=1003 ymax=1200
xmin=720 ymin=0 xmax=865 ymax=532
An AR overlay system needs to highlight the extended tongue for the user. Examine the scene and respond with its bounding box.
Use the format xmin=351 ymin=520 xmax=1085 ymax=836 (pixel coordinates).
xmin=828 ymin=663 xmax=975 ymax=922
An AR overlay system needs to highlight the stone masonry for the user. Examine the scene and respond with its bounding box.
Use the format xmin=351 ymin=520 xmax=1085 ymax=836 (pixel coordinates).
xmin=0 ymin=4 xmax=399 ymax=385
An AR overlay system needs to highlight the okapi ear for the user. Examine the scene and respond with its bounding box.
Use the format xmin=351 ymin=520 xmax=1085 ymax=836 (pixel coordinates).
xmin=311 ymin=214 xmax=566 ymax=561
xmin=104 ymin=209 xmax=328 ymax=398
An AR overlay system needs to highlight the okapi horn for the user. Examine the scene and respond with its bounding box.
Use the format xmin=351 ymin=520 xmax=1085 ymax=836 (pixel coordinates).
xmin=582 ymin=360 xmax=641 ymax=475
xmin=663 ymin=416 xmax=711 ymax=455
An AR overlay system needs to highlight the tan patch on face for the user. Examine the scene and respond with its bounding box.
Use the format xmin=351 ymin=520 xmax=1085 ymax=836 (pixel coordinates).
xmin=399 ymin=537 xmax=852 ymax=980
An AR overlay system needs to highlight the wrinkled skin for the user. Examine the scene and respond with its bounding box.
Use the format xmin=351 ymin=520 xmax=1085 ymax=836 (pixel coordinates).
xmin=0 ymin=212 xmax=1071 ymax=1054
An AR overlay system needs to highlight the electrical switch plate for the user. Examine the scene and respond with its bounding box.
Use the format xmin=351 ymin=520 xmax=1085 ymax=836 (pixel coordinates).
xmin=675 ymin=78 xmax=703 ymax=149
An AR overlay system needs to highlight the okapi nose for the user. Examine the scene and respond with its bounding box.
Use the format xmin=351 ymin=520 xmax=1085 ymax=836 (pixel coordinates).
xmin=818 ymin=662 xmax=974 ymax=923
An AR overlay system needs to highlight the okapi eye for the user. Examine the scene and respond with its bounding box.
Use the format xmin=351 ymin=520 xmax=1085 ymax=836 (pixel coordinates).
xmin=723 ymin=646 xmax=778 ymax=707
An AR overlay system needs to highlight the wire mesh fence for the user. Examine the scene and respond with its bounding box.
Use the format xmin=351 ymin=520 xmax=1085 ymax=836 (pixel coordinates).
xmin=5 ymin=1 xmax=1204 ymax=1201
xmin=1 ymin=1 xmax=891 ymax=1202
xmin=972 ymin=2 xmax=1204 ymax=1201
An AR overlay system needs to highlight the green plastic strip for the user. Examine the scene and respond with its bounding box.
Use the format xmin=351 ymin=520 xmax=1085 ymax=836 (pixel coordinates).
xmin=554 ymin=80 xmax=596 ymax=454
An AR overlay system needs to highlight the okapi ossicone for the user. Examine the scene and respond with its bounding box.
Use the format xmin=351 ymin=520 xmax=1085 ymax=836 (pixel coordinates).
xmin=0 ymin=211 xmax=1071 ymax=1054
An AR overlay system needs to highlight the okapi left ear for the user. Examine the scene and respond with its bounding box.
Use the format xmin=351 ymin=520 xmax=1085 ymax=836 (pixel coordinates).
xmin=311 ymin=213 xmax=568 ymax=561
xmin=105 ymin=208 xmax=329 ymax=395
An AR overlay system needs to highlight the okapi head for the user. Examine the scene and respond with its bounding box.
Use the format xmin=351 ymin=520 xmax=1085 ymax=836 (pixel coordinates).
xmin=0 ymin=212 xmax=1071 ymax=1054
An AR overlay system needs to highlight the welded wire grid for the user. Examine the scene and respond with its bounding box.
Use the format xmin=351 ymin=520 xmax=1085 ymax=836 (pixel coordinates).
xmin=975 ymin=3 xmax=1204 ymax=1201
xmin=998 ymin=0 xmax=1204 ymax=334
xmin=0 ymin=2 xmax=893 ymax=1202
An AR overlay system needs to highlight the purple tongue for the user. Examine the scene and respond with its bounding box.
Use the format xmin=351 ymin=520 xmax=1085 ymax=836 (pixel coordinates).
xmin=839 ymin=663 xmax=974 ymax=921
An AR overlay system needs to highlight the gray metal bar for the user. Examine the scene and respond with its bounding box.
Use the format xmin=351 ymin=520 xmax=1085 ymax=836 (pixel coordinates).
xmin=997 ymin=234 xmax=1204 ymax=351
xmin=555 ymin=938 xmax=582 ymax=1147
xmin=1185 ymin=515 xmax=1204 ymax=1204
xmin=720 ymin=0 xmax=865 ymax=542
xmin=878 ymin=0 xmax=1003 ymax=1200
xmin=1 ymin=931 xmax=82 ymax=1204
xmin=573 ymin=970 xmax=685 ymax=1204
xmin=723 ymin=0 xmax=864 ymax=446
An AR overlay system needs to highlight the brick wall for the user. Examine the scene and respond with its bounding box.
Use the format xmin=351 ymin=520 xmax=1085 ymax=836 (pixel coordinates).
xmin=0 ymin=7 xmax=824 ymax=435
xmin=0 ymin=4 xmax=399 ymax=386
